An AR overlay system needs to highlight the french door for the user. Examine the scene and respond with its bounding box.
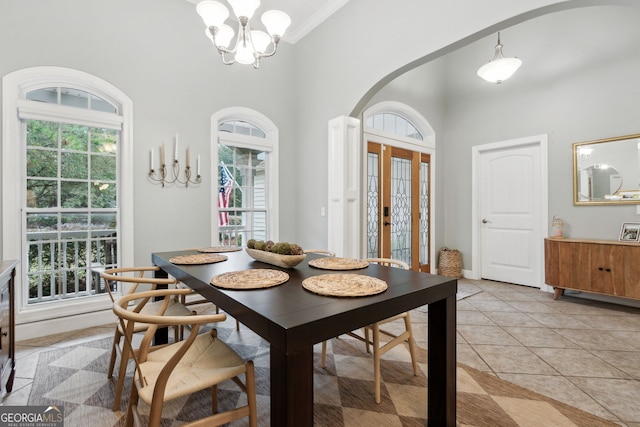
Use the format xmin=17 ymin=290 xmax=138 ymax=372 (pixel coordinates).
xmin=367 ymin=142 xmax=430 ymax=272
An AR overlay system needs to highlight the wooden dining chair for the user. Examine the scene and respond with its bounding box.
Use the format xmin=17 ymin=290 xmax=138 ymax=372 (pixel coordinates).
xmin=113 ymin=288 xmax=257 ymax=427
xmin=320 ymin=257 xmax=419 ymax=403
xmin=176 ymin=281 xmax=241 ymax=331
xmin=304 ymin=249 xmax=336 ymax=256
xmin=101 ymin=266 xmax=194 ymax=411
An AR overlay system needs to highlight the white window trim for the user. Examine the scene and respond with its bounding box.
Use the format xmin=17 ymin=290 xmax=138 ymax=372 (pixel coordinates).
xmin=2 ymin=66 xmax=134 ymax=325
xmin=210 ymin=107 xmax=279 ymax=244
xmin=17 ymin=99 xmax=124 ymax=129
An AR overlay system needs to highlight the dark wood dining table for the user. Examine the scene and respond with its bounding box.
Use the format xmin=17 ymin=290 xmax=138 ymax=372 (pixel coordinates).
xmin=152 ymin=249 xmax=457 ymax=426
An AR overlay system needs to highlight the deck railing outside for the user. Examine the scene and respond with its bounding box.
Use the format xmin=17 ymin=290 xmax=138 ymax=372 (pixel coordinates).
xmin=26 ymin=230 xmax=117 ymax=304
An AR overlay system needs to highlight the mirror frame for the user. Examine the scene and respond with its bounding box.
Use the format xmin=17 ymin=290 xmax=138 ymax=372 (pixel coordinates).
xmin=573 ymin=133 xmax=640 ymax=205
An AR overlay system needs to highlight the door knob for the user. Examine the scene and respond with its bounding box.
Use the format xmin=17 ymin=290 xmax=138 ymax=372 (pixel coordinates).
xmin=383 ymin=221 xmax=391 ymax=226
xmin=482 ymin=219 xmax=491 ymax=224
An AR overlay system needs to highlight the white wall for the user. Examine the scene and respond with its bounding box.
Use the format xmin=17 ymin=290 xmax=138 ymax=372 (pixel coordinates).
xmin=0 ymin=0 xmax=298 ymax=266
xmin=291 ymin=0 xmax=576 ymax=250
xmin=440 ymin=5 xmax=640 ymax=267
xmin=292 ymin=0 xmax=640 ymax=265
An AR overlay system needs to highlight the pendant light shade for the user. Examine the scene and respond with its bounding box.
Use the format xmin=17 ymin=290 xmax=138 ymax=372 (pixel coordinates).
xmin=228 ymin=0 xmax=260 ymax=19
xmin=261 ymin=10 xmax=291 ymax=38
xmin=477 ymin=32 xmax=522 ymax=84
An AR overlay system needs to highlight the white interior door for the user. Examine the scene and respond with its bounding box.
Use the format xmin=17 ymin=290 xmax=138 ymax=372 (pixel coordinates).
xmin=478 ymin=140 xmax=544 ymax=287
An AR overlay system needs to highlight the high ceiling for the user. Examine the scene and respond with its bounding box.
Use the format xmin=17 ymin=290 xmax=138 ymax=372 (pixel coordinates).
xmin=185 ymin=0 xmax=350 ymax=44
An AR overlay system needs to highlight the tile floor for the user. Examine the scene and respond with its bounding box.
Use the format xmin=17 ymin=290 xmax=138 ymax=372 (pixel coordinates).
xmin=4 ymin=278 xmax=640 ymax=426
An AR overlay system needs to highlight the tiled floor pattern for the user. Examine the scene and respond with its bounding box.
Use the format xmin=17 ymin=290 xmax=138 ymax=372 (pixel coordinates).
xmin=22 ymin=336 xmax=619 ymax=427
xmin=4 ymin=279 xmax=640 ymax=426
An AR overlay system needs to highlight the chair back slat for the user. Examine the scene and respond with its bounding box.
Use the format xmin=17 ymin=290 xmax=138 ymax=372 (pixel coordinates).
xmin=364 ymin=257 xmax=409 ymax=270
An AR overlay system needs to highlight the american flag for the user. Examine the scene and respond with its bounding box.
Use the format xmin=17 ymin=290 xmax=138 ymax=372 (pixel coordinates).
xmin=218 ymin=166 xmax=233 ymax=226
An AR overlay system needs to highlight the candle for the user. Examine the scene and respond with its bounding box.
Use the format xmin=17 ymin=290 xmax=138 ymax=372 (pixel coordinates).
xmin=174 ymin=133 xmax=179 ymax=161
xmin=186 ymin=145 xmax=190 ymax=167
xmin=161 ymin=144 xmax=165 ymax=165
xmin=150 ymin=149 xmax=154 ymax=170
xmin=197 ymin=155 xmax=201 ymax=175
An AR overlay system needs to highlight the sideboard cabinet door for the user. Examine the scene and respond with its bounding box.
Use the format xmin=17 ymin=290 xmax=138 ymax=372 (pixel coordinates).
xmin=623 ymin=246 xmax=640 ymax=299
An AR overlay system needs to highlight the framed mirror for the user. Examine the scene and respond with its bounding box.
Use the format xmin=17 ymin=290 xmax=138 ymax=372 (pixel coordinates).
xmin=573 ymin=133 xmax=640 ymax=205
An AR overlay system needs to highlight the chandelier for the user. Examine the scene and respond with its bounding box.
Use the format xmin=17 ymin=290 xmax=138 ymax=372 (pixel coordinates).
xmin=196 ymin=0 xmax=291 ymax=69
xmin=477 ymin=32 xmax=522 ymax=84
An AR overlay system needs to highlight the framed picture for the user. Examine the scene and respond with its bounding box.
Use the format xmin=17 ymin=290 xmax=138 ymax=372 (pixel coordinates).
xmin=619 ymin=222 xmax=640 ymax=242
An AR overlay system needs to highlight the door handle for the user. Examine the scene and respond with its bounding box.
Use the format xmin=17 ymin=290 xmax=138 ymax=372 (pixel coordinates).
xmin=482 ymin=219 xmax=491 ymax=224
xmin=384 ymin=221 xmax=391 ymax=226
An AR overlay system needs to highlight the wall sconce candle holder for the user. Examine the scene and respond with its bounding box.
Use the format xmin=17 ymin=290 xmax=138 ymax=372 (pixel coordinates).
xmin=148 ymin=134 xmax=202 ymax=188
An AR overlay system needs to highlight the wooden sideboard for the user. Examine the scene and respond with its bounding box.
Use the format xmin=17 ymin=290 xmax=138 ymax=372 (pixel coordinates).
xmin=0 ymin=260 xmax=17 ymax=396
xmin=545 ymin=237 xmax=640 ymax=301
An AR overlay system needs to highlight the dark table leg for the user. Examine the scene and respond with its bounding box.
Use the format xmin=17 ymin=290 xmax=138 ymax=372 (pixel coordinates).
xmin=427 ymin=293 xmax=457 ymax=426
xmin=153 ymin=267 xmax=169 ymax=345
xmin=270 ymin=345 xmax=314 ymax=426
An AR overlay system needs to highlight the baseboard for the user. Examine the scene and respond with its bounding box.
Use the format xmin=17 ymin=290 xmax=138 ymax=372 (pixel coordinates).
xmin=16 ymin=309 xmax=114 ymax=342
xmin=562 ymin=289 xmax=640 ymax=309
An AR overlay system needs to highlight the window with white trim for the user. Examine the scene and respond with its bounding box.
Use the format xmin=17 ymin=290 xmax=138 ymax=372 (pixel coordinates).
xmin=24 ymin=97 xmax=119 ymax=304
xmin=3 ymin=67 xmax=133 ymax=322
xmin=212 ymin=109 xmax=279 ymax=246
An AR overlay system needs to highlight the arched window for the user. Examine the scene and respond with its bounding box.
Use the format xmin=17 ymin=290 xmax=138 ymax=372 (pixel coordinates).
xmin=2 ymin=67 xmax=133 ymax=324
xmin=211 ymin=108 xmax=279 ymax=246
xmin=366 ymin=112 xmax=423 ymax=141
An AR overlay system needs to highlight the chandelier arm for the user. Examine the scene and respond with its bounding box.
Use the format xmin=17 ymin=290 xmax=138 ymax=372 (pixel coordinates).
xmin=208 ymin=26 xmax=236 ymax=55
xmin=219 ymin=51 xmax=236 ymax=65
xmin=256 ymin=42 xmax=278 ymax=59
xmin=172 ymin=160 xmax=186 ymax=185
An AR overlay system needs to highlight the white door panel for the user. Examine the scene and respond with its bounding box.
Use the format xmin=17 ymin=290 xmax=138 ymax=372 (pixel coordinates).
xmin=480 ymin=144 xmax=541 ymax=286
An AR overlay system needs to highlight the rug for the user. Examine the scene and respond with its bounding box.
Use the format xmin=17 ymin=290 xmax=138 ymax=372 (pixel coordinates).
xmin=28 ymin=328 xmax=619 ymax=426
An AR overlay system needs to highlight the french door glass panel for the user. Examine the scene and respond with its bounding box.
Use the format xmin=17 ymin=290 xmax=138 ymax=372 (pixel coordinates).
xmin=419 ymin=159 xmax=430 ymax=266
xmin=367 ymin=150 xmax=380 ymax=258
xmin=390 ymin=155 xmax=412 ymax=265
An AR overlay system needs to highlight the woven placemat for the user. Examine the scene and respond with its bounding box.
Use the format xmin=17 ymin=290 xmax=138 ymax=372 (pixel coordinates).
xmin=308 ymin=257 xmax=369 ymax=270
xmin=302 ymin=273 xmax=387 ymax=297
xmin=197 ymin=246 xmax=242 ymax=253
xmin=210 ymin=269 xmax=290 ymax=290
xmin=169 ymin=253 xmax=228 ymax=265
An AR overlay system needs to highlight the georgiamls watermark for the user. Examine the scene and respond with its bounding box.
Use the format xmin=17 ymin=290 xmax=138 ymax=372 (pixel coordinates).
xmin=0 ymin=406 xmax=64 ymax=427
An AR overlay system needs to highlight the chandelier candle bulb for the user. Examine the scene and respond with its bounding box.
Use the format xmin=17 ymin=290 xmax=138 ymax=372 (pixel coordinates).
xmin=150 ymin=149 xmax=154 ymax=170
xmin=161 ymin=143 xmax=165 ymax=165
xmin=187 ymin=146 xmax=190 ymax=167
xmin=197 ymin=155 xmax=201 ymax=175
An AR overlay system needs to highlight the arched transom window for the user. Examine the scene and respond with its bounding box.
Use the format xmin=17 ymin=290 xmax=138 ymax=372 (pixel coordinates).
xmin=366 ymin=112 xmax=423 ymax=141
